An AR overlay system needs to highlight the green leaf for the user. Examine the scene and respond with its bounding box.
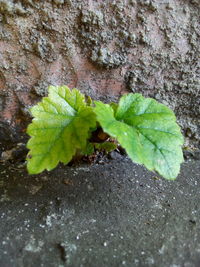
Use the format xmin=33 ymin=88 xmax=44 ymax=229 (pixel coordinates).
xmin=94 ymin=93 xmax=184 ymax=180
xmin=27 ymin=85 xmax=96 ymax=174
xmin=85 ymin=95 xmax=93 ymax=106
xmin=81 ymin=142 xmax=95 ymax=156
xmin=109 ymin=102 xmax=118 ymax=115
xmin=94 ymin=142 xmax=117 ymax=152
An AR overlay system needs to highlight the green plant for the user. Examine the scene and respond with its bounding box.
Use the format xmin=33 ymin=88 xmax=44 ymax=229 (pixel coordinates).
xmin=26 ymin=85 xmax=184 ymax=179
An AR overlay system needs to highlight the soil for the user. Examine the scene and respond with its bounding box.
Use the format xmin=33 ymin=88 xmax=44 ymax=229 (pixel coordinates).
xmin=0 ymin=156 xmax=200 ymax=267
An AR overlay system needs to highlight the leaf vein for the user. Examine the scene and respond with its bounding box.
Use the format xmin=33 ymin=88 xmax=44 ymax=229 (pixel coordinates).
xmin=138 ymin=131 xmax=173 ymax=176
xmin=137 ymin=127 xmax=180 ymax=138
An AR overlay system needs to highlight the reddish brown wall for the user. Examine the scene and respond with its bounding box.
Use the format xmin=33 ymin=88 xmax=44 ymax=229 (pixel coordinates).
xmin=0 ymin=0 xmax=199 ymax=151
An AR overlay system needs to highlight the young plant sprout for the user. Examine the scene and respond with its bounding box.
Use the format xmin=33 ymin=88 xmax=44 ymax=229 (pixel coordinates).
xmin=26 ymin=86 xmax=184 ymax=179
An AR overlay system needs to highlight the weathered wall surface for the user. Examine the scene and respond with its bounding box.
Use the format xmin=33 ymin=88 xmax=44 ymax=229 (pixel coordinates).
xmin=0 ymin=0 xmax=199 ymax=152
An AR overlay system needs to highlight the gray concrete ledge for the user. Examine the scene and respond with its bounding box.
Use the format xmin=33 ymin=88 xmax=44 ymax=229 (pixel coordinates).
xmin=0 ymin=157 xmax=200 ymax=267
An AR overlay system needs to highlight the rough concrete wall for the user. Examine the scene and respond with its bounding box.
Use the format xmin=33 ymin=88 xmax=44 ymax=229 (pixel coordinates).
xmin=0 ymin=0 xmax=199 ymax=152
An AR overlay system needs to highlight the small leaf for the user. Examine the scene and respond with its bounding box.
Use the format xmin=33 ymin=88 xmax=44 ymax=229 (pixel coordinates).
xmin=82 ymin=142 xmax=95 ymax=156
xmin=27 ymin=86 xmax=96 ymax=174
xmin=85 ymin=95 xmax=93 ymax=106
xmin=94 ymin=142 xmax=117 ymax=152
xmin=109 ymin=102 xmax=118 ymax=115
xmin=94 ymin=93 xmax=184 ymax=180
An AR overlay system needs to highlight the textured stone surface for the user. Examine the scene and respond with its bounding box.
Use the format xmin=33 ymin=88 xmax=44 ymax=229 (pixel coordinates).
xmin=0 ymin=0 xmax=199 ymax=150
xmin=0 ymin=157 xmax=200 ymax=266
